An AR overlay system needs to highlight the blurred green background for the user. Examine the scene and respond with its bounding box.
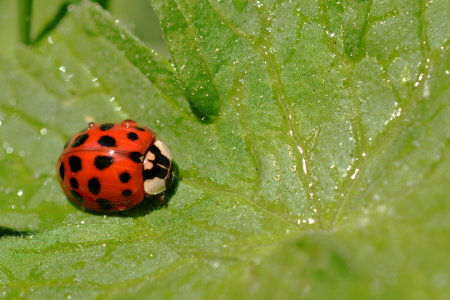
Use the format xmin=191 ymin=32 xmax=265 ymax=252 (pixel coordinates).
xmin=0 ymin=0 xmax=170 ymax=59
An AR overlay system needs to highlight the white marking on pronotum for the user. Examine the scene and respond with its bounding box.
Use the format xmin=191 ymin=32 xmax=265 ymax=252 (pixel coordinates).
xmin=143 ymin=140 xmax=174 ymax=195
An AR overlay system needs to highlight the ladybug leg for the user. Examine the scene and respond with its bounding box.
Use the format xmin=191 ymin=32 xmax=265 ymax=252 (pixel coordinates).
xmin=158 ymin=193 xmax=168 ymax=207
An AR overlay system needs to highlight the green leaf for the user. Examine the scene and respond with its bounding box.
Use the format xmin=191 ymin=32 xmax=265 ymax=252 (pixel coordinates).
xmin=151 ymin=1 xmax=222 ymax=116
xmin=1 ymin=0 xmax=450 ymax=298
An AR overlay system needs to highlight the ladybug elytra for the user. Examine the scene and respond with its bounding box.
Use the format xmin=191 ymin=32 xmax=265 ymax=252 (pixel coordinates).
xmin=57 ymin=119 xmax=174 ymax=212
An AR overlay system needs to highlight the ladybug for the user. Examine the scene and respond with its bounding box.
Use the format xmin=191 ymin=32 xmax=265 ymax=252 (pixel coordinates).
xmin=57 ymin=119 xmax=175 ymax=212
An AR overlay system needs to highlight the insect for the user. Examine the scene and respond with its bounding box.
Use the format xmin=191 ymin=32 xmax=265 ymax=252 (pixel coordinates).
xmin=57 ymin=119 xmax=175 ymax=212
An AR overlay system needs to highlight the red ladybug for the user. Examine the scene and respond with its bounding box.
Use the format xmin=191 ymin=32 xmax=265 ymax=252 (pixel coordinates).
xmin=57 ymin=119 xmax=174 ymax=212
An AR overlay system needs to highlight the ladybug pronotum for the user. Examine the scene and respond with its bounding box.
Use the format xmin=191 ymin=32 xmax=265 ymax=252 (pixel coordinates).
xmin=57 ymin=119 xmax=175 ymax=212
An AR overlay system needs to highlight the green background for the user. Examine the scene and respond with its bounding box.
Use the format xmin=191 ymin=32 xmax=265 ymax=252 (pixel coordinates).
xmin=0 ymin=0 xmax=169 ymax=58
xmin=0 ymin=0 xmax=450 ymax=299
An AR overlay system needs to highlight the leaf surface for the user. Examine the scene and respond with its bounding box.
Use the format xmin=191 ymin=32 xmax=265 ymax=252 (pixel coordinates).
xmin=0 ymin=1 xmax=450 ymax=298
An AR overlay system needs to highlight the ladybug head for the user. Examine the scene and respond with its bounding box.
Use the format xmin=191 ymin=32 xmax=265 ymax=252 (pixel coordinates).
xmin=143 ymin=140 xmax=175 ymax=196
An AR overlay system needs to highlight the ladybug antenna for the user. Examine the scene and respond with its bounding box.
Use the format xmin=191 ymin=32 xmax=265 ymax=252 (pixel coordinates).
xmin=158 ymin=193 xmax=168 ymax=207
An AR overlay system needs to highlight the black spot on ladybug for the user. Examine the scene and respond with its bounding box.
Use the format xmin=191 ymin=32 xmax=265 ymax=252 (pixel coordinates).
xmin=100 ymin=123 xmax=115 ymax=131
xmin=69 ymin=156 xmax=82 ymax=173
xmin=94 ymin=156 xmax=114 ymax=170
xmin=71 ymin=133 xmax=89 ymax=148
xmin=144 ymin=165 xmax=168 ymax=180
xmin=70 ymin=178 xmax=79 ymax=189
xmin=96 ymin=198 xmax=112 ymax=211
xmin=71 ymin=190 xmax=84 ymax=203
xmin=119 ymin=172 xmax=131 ymax=183
xmin=129 ymin=152 xmax=143 ymax=163
xmin=148 ymin=144 xmax=171 ymax=168
xmin=136 ymin=127 xmax=145 ymax=131
xmin=59 ymin=163 xmax=65 ymax=180
xmin=122 ymin=189 xmax=132 ymax=197
xmin=88 ymin=177 xmax=101 ymax=195
xmin=98 ymin=135 xmax=116 ymax=147
xmin=127 ymin=132 xmax=139 ymax=141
